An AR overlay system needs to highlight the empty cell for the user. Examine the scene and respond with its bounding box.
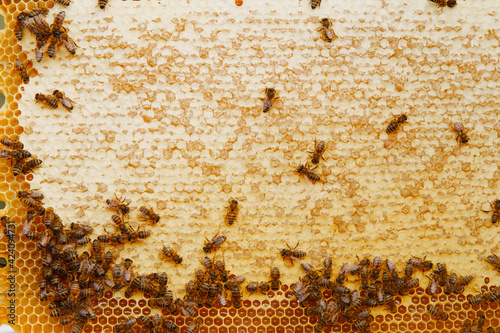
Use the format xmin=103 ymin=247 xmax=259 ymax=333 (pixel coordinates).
xmin=276 ymin=327 xmax=284 ymax=333
xmin=200 ymin=308 xmax=209 ymax=316
xmin=142 ymin=308 xmax=151 ymax=316
xmin=209 ymin=309 xmax=218 ymax=317
xmin=436 ymin=321 xmax=444 ymax=329
xmin=417 ymin=322 xmax=426 ymax=331
xmin=289 ymin=300 xmax=298 ymax=308
xmin=103 ymin=308 xmax=112 ymax=316
xmin=267 ymin=327 xmax=275 ymax=333
xmin=262 ymin=317 xmax=270 ymax=325
xmin=99 ymin=316 xmax=107 ymax=325
xmin=427 ymin=322 xmax=435 ymax=330
xmin=253 ymin=317 xmax=262 ymax=326
xmin=271 ymin=300 xmax=279 ymax=309
xmin=280 ymin=300 xmax=288 ymax=307
xmin=229 ymin=326 xmax=237 ymax=333
xmin=242 ymin=318 xmax=251 ymax=326
xmin=252 ymin=300 xmax=260 ymax=307
xmin=214 ymin=318 xmax=223 ymax=326
xmin=272 ymin=317 xmax=280 ymax=326
xmin=257 ymin=309 xmax=265 ymax=317
xmin=176 ymin=317 xmax=185 ymax=326
xmin=113 ymin=308 xmax=122 ymax=316
xmin=420 ymin=296 xmax=429 ymax=305
xmin=238 ymin=309 xmax=246 ymax=317
xmin=133 ymin=308 xmax=141 ymax=315
xmin=398 ymin=306 xmax=406 ymax=314
xmin=138 ymin=299 xmax=147 ymax=307
xmin=219 ymin=328 xmax=227 ymax=333
xmin=224 ymin=318 xmax=232 ymax=326
xmin=205 ymin=318 xmax=213 ymax=326
xmin=294 ymin=309 xmax=302 ymax=317
xmin=128 ymin=299 xmax=136 ymax=307
xmin=229 ymin=309 xmax=237 ymax=317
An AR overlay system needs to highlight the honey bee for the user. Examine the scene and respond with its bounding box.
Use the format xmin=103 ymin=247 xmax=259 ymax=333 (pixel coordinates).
xmin=269 ymin=267 xmax=281 ymax=291
xmin=15 ymin=14 xmax=26 ymax=40
xmin=427 ymin=276 xmax=439 ymax=295
xmin=280 ymin=242 xmax=306 ymax=265
xmin=483 ymin=200 xmax=500 ymax=225
xmin=186 ymin=318 xmax=203 ymax=333
xmin=246 ymin=282 xmax=259 ymax=295
xmin=175 ymin=298 xmax=197 ymax=317
xmin=59 ymin=30 xmax=77 ymax=55
xmin=386 ymin=114 xmax=407 ymax=133
xmin=52 ymin=90 xmax=74 ymax=111
xmin=308 ymin=139 xmax=326 ymax=164
xmin=310 ymin=0 xmax=321 ymax=9
xmin=318 ymin=18 xmax=336 ymax=42
xmin=301 ymin=262 xmax=320 ymax=280
xmin=336 ymin=262 xmax=350 ymax=284
xmin=21 ymin=197 xmax=45 ymax=213
xmin=295 ymin=163 xmax=320 ymax=182
xmin=408 ymin=256 xmax=433 ymax=271
xmin=429 ymin=0 xmax=457 ymax=7
xmin=468 ymin=293 xmax=485 ymax=305
xmin=139 ymin=206 xmax=160 ymax=224
xmin=35 ymin=93 xmax=59 ymax=108
xmin=231 ymin=285 xmax=242 ymax=309
xmin=17 ymin=158 xmax=43 ymax=176
xmin=24 ymin=14 xmax=51 ymax=38
xmin=51 ymin=11 xmax=65 ymax=35
xmin=427 ymin=305 xmax=449 ymax=321
xmin=115 ymin=317 xmax=137 ymax=333
xmin=226 ymin=199 xmax=238 ymax=225
xmin=98 ymin=0 xmax=108 ymax=10
xmin=0 ymin=138 xmax=24 ymax=150
xmin=451 ymin=122 xmax=469 ymax=145
xmin=261 ymin=88 xmax=277 ymax=113
xmin=0 ymin=148 xmax=32 ymax=160
xmin=106 ymin=194 xmax=131 ymax=216
xmin=203 ymin=234 xmax=227 ymax=253
xmin=485 ymin=253 xmax=500 ymax=272
xmin=14 ymin=59 xmax=32 ymax=84
xmin=162 ymin=246 xmax=183 ymax=264
xmin=55 ymin=0 xmax=71 ymax=6
xmin=17 ymin=189 xmax=44 ymax=201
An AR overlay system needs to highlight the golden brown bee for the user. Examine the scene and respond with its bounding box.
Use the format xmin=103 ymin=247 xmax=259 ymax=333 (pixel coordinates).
xmin=429 ymin=0 xmax=456 ymax=7
xmin=55 ymin=0 xmax=71 ymax=6
xmin=14 ymin=14 xmax=26 ymax=40
xmin=17 ymin=189 xmax=44 ymax=201
xmin=483 ymin=200 xmax=500 ymax=225
xmin=280 ymin=242 xmax=306 ymax=265
xmin=318 ymin=18 xmax=336 ymax=42
xmin=98 ymin=0 xmax=109 ymax=9
xmin=0 ymin=138 xmax=24 ymax=150
xmin=35 ymin=93 xmax=59 ymax=108
xmin=310 ymin=0 xmax=321 ymax=9
xmin=246 ymin=282 xmax=259 ymax=295
xmin=52 ymin=90 xmax=74 ymax=111
xmin=186 ymin=318 xmax=203 ymax=333
xmin=115 ymin=317 xmax=137 ymax=333
xmin=231 ymin=285 xmax=242 ymax=309
xmin=28 ymin=8 xmax=49 ymax=17
xmin=14 ymin=59 xmax=32 ymax=84
xmin=468 ymin=293 xmax=485 ymax=305
xmin=18 ymin=158 xmax=43 ymax=176
xmin=175 ymin=298 xmax=197 ymax=317
xmin=261 ymin=88 xmax=277 ymax=113
xmin=107 ymin=194 xmax=131 ymax=216
xmin=386 ymin=114 xmax=407 ymax=133
xmin=162 ymin=246 xmax=183 ymax=264
xmin=0 ymin=148 xmax=31 ymax=160
xmin=139 ymin=206 xmax=160 ymax=224
xmin=226 ymin=199 xmax=238 ymax=225
xmin=301 ymin=262 xmax=320 ymax=280
xmin=51 ymin=11 xmax=65 ymax=36
xmin=309 ymin=139 xmax=326 ymax=164
xmin=295 ymin=163 xmax=320 ymax=182
xmin=427 ymin=305 xmax=449 ymax=321
xmin=270 ymin=267 xmax=281 ymax=291
xmin=59 ymin=31 xmax=77 ymax=55
xmin=203 ymin=234 xmax=227 ymax=253
xmin=486 ymin=253 xmax=500 ymax=272
xmin=452 ymin=122 xmax=469 ymax=145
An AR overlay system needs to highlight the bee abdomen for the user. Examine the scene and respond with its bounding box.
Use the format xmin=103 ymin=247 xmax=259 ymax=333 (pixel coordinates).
xmin=308 ymin=172 xmax=320 ymax=182
xmin=98 ymin=0 xmax=108 ymax=9
xmin=386 ymin=123 xmax=399 ymax=133
xmin=310 ymin=0 xmax=321 ymax=9
xmin=492 ymin=214 xmax=499 ymax=225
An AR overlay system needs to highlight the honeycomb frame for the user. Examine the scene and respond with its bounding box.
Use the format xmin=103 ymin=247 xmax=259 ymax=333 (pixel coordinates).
xmin=0 ymin=0 xmax=499 ymax=332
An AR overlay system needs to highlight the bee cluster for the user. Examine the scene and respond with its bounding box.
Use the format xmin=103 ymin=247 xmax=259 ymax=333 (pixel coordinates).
xmin=35 ymin=90 xmax=74 ymax=111
xmin=15 ymin=8 xmax=77 ymax=62
xmin=0 ymin=138 xmax=42 ymax=177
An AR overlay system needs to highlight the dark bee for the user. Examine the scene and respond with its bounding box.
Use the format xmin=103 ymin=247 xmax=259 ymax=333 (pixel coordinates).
xmin=52 ymin=90 xmax=74 ymax=111
xmin=318 ymin=18 xmax=336 ymax=43
xmin=231 ymin=285 xmax=242 ymax=309
xmin=28 ymin=8 xmax=49 ymax=17
xmin=19 ymin=158 xmax=43 ymax=176
xmin=310 ymin=0 xmax=321 ymax=9
xmin=309 ymin=139 xmax=326 ymax=164
xmin=468 ymin=293 xmax=485 ymax=305
xmin=14 ymin=59 xmax=32 ymax=84
xmin=483 ymin=200 xmax=500 ymax=225
xmin=386 ymin=114 xmax=407 ymax=133
xmin=162 ymin=246 xmax=183 ymax=264
xmin=280 ymin=242 xmax=306 ymax=265
xmin=98 ymin=0 xmax=108 ymax=9
xmin=106 ymin=194 xmax=131 ymax=216
xmin=186 ymin=318 xmax=203 ymax=333
xmin=452 ymin=122 xmax=469 ymax=145
xmin=0 ymin=148 xmax=31 ymax=160
xmin=15 ymin=15 xmax=25 ymax=40
xmin=429 ymin=0 xmax=457 ymax=7
xmin=115 ymin=317 xmax=137 ymax=333
xmin=55 ymin=0 xmax=71 ymax=6
xmin=301 ymin=262 xmax=320 ymax=280
xmin=35 ymin=93 xmax=59 ymax=108
xmin=427 ymin=305 xmax=449 ymax=321
xmin=0 ymin=138 xmax=24 ymax=150
xmin=175 ymin=298 xmax=197 ymax=317
xmin=225 ymin=199 xmax=238 ymax=225
xmin=139 ymin=206 xmax=160 ymax=224
xmin=18 ymin=189 xmax=44 ymax=201
xmin=261 ymin=88 xmax=277 ymax=113
xmin=295 ymin=163 xmax=320 ymax=182
xmin=59 ymin=31 xmax=77 ymax=55
xmin=269 ymin=267 xmax=281 ymax=291
xmin=203 ymin=234 xmax=227 ymax=253
xmin=485 ymin=253 xmax=500 ymax=272
xmin=51 ymin=11 xmax=65 ymax=36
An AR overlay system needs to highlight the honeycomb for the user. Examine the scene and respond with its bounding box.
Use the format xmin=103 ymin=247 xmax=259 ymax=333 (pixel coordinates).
xmin=0 ymin=0 xmax=500 ymax=332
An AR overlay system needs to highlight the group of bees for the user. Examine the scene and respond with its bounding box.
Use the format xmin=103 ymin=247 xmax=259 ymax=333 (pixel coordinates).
xmin=0 ymin=138 xmax=42 ymax=176
xmin=35 ymin=90 xmax=75 ymax=111
xmin=275 ymin=243 xmax=480 ymax=333
xmin=294 ymin=139 xmax=326 ymax=183
xmin=15 ymin=9 xmax=76 ymax=62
